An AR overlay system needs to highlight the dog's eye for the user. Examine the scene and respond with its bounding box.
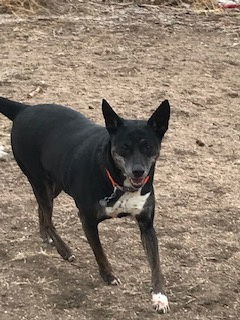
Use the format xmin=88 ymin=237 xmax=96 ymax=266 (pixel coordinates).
xmin=122 ymin=144 xmax=130 ymax=151
xmin=140 ymin=142 xmax=154 ymax=154
xmin=144 ymin=144 xmax=151 ymax=150
xmin=120 ymin=144 xmax=131 ymax=155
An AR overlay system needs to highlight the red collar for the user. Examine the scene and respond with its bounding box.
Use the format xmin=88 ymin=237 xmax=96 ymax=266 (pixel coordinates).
xmin=105 ymin=169 xmax=150 ymax=192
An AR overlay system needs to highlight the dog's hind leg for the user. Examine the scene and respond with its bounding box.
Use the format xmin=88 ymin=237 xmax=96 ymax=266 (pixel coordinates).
xmin=29 ymin=179 xmax=75 ymax=262
xmin=13 ymin=155 xmax=74 ymax=262
xmin=36 ymin=182 xmax=61 ymax=245
xmin=38 ymin=204 xmax=53 ymax=245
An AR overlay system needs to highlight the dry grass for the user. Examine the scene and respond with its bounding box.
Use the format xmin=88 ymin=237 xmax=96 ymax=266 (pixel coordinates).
xmin=112 ymin=0 xmax=220 ymax=10
xmin=0 ymin=0 xmax=221 ymax=15
xmin=136 ymin=0 xmax=220 ymax=10
xmin=192 ymin=0 xmax=220 ymax=10
xmin=0 ymin=0 xmax=50 ymax=14
xmin=0 ymin=0 xmax=72 ymax=14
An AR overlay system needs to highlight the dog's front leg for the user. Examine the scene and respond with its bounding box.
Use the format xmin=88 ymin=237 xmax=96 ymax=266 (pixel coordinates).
xmin=80 ymin=214 xmax=120 ymax=285
xmin=137 ymin=216 xmax=169 ymax=313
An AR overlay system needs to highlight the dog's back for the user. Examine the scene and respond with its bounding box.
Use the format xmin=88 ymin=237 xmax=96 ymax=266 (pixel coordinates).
xmin=0 ymin=98 xmax=108 ymax=192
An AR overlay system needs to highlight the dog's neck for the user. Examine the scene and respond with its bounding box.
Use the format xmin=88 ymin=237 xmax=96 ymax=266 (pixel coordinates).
xmin=103 ymin=141 xmax=130 ymax=191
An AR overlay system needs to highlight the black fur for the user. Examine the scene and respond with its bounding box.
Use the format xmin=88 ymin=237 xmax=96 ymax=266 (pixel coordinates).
xmin=0 ymin=97 xmax=170 ymax=312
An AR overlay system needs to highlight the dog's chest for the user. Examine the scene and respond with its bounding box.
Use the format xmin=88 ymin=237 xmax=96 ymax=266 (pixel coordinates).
xmin=104 ymin=190 xmax=150 ymax=218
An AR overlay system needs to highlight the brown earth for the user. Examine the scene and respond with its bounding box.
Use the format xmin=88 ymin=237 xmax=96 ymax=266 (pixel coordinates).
xmin=0 ymin=2 xmax=240 ymax=320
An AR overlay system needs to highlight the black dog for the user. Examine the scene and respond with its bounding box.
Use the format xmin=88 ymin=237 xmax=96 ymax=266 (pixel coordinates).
xmin=0 ymin=97 xmax=170 ymax=313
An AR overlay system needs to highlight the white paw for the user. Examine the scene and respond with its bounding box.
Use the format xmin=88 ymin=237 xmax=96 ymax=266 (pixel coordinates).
xmin=152 ymin=292 xmax=169 ymax=313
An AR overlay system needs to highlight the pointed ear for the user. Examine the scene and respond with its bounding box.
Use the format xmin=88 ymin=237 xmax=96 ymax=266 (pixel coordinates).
xmin=102 ymin=99 xmax=123 ymax=134
xmin=148 ymin=100 xmax=170 ymax=140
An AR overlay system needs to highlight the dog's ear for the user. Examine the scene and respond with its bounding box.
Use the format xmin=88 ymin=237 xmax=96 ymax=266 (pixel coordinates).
xmin=148 ymin=100 xmax=170 ymax=140
xmin=102 ymin=99 xmax=123 ymax=134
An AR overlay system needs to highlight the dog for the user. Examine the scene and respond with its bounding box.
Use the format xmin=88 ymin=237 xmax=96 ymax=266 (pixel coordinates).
xmin=0 ymin=97 xmax=170 ymax=313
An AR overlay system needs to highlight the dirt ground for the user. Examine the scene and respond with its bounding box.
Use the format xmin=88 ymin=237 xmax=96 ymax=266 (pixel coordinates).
xmin=0 ymin=1 xmax=240 ymax=320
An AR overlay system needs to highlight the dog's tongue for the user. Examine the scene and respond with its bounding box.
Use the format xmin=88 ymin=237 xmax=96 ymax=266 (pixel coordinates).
xmin=130 ymin=177 xmax=145 ymax=187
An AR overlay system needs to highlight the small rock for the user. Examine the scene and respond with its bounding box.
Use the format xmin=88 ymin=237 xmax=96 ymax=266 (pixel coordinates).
xmin=0 ymin=145 xmax=8 ymax=161
xmin=196 ymin=139 xmax=205 ymax=147
xmin=27 ymin=86 xmax=43 ymax=98
xmin=227 ymin=92 xmax=239 ymax=98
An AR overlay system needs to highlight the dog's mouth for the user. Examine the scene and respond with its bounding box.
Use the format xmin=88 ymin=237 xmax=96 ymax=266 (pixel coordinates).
xmin=129 ymin=177 xmax=146 ymax=189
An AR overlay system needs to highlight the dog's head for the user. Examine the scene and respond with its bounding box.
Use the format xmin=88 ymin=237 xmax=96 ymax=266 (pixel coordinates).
xmin=102 ymin=99 xmax=170 ymax=189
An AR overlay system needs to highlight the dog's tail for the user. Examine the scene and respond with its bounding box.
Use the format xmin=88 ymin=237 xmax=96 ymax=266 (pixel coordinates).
xmin=0 ymin=97 xmax=28 ymax=121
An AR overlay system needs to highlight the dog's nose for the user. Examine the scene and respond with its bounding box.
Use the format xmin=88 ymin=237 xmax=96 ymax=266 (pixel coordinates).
xmin=132 ymin=169 xmax=145 ymax=178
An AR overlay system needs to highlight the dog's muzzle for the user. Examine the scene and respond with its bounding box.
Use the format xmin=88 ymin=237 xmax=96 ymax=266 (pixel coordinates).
xmin=129 ymin=176 xmax=149 ymax=189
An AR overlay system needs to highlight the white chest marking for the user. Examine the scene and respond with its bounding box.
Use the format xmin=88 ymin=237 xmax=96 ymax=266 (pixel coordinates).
xmin=105 ymin=189 xmax=150 ymax=218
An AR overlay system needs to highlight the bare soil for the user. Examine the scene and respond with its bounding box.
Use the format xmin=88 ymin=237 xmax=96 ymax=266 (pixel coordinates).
xmin=0 ymin=2 xmax=240 ymax=320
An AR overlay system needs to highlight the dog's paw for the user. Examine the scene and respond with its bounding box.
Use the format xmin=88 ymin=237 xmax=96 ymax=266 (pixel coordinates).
xmin=67 ymin=254 xmax=76 ymax=262
xmin=110 ymin=277 xmax=121 ymax=285
xmin=152 ymin=292 xmax=169 ymax=313
xmin=100 ymin=271 xmax=121 ymax=286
